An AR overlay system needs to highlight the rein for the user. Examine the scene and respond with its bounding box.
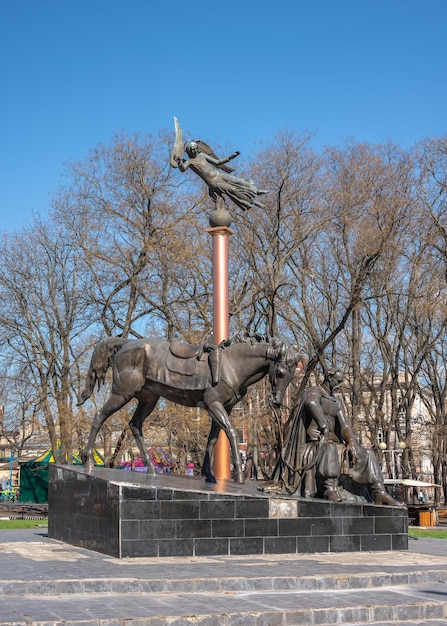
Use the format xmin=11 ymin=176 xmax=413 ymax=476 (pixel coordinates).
xmin=277 ymin=441 xmax=326 ymax=496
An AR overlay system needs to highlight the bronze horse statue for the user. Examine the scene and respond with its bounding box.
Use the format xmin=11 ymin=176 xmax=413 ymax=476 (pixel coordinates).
xmin=78 ymin=334 xmax=302 ymax=483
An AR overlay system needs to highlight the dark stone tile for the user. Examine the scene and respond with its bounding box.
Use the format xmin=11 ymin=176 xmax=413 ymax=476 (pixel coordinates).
xmin=106 ymin=483 xmax=120 ymax=500
xmin=66 ymin=512 xmax=86 ymax=532
xmin=160 ymin=500 xmax=200 ymax=519
xmin=212 ymin=518 xmax=245 ymax=538
xmin=230 ymin=537 xmax=264 ymax=555
xmin=363 ymin=503 xmax=402 ymax=516
xmin=173 ymin=489 xmax=204 ymax=500
xmin=122 ymin=486 xmax=156 ymax=500
xmin=297 ymin=535 xmax=330 ymax=553
xmin=310 ymin=517 xmax=343 ymax=536
xmin=75 ymin=493 xmax=96 ymax=508
xmin=194 ymin=538 xmax=229 ymax=556
xmin=298 ymin=499 xmax=331 ymax=517
xmin=264 ymin=536 xmax=297 ymax=554
xmin=235 ymin=499 xmax=269 ymax=519
xmin=122 ymin=539 xmax=158 ymax=558
xmin=392 ymin=533 xmax=409 ymax=550
xmin=375 ymin=515 xmax=406 ymax=534
xmin=49 ymin=464 xmax=408 ymax=558
xmin=200 ymin=500 xmax=236 ymax=519
xmin=92 ymin=502 xmax=108 ymax=517
xmin=120 ymin=500 xmax=161 ymax=520
xmin=120 ymin=520 xmax=139 ymax=540
xmin=139 ymin=519 xmax=177 ymax=540
xmin=401 ymin=514 xmax=409 ymax=532
xmin=75 ymin=513 xmax=100 ymax=535
xmin=330 ymin=502 xmax=364 ymax=517
xmin=279 ymin=518 xmax=313 ymax=536
xmin=158 ymin=538 xmax=194 ymax=557
xmin=360 ymin=533 xmax=392 ymax=551
xmin=330 ymin=534 xmax=361 ymax=552
xmin=245 ymin=518 xmax=278 ymax=537
xmin=208 ymin=492 xmax=237 ymax=501
xmin=176 ymin=519 xmax=211 ymax=538
xmin=156 ymin=488 xmax=174 ymax=500
xmin=76 ymin=530 xmax=119 ymax=557
xmin=342 ymin=516 xmax=374 ymax=535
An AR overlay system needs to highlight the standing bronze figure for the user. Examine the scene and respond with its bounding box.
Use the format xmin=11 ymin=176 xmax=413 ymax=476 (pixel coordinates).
xmin=170 ymin=117 xmax=268 ymax=212
xmin=79 ymin=335 xmax=302 ymax=483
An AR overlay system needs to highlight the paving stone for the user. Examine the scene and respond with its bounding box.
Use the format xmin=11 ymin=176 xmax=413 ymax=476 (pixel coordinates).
xmin=1 ymin=528 xmax=447 ymax=624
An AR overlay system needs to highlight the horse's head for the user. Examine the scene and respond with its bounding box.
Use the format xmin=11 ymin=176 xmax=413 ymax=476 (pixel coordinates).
xmin=267 ymin=342 xmax=304 ymax=408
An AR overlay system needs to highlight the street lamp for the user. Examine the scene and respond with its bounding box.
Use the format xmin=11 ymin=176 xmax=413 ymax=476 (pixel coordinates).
xmin=378 ymin=441 xmax=406 ymax=479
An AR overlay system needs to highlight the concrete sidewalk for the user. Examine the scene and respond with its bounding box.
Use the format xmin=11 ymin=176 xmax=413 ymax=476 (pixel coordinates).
xmin=1 ymin=528 xmax=447 ymax=625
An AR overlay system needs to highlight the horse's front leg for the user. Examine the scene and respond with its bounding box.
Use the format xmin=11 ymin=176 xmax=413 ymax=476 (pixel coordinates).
xmin=81 ymin=393 xmax=129 ymax=470
xmin=203 ymin=400 xmax=244 ymax=484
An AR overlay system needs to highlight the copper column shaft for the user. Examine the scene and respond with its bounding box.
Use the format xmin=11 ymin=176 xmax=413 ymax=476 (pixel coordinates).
xmin=206 ymin=224 xmax=233 ymax=479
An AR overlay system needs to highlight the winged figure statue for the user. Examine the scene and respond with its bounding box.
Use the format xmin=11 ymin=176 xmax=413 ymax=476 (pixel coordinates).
xmin=170 ymin=117 xmax=268 ymax=211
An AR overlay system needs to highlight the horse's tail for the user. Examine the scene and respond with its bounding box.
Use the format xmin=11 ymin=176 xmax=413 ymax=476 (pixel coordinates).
xmin=77 ymin=337 xmax=130 ymax=405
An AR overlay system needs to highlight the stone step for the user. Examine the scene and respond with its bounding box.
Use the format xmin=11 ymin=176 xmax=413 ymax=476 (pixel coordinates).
xmin=2 ymin=530 xmax=447 ymax=625
xmin=348 ymin=622 xmax=447 ymax=626
xmin=1 ymin=581 xmax=447 ymax=624
xmin=1 ymin=568 xmax=447 ymax=596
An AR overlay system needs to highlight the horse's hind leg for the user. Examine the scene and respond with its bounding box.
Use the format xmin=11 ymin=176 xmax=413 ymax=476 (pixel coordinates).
xmin=129 ymin=394 xmax=159 ymax=476
xmin=81 ymin=393 xmax=129 ymax=469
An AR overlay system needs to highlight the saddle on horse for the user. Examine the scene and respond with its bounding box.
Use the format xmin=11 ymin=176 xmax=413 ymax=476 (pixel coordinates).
xmin=167 ymin=338 xmax=228 ymax=386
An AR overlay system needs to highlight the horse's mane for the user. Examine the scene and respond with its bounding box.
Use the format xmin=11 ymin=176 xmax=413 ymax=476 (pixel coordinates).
xmin=228 ymin=334 xmax=304 ymax=369
xmin=229 ymin=333 xmax=283 ymax=347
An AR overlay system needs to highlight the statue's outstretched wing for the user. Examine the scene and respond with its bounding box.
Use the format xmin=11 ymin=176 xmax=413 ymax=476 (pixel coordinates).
xmin=170 ymin=116 xmax=183 ymax=168
xmin=195 ymin=140 xmax=235 ymax=173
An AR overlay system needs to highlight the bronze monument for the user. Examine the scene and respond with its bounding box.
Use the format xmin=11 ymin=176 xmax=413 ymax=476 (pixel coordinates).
xmin=263 ymin=370 xmax=404 ymax=506
xmin=79 ymin=334 xmax=302 ymax=483
xmin=170 ymin=117 xmax=268 ymax=212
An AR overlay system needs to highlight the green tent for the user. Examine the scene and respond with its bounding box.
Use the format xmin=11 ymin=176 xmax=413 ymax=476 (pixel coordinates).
xmin=19 ymin=442 xmax=104 ymax=503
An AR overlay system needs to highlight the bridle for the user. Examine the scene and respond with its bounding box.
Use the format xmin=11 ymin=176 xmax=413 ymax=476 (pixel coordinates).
xmin=267 ymin=343 xmax=289 ymax=405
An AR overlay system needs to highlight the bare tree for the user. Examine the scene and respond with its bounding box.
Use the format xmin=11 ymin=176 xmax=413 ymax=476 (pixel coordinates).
xmin=0 ymin=220 xmax=91 ymax=460
xmin=52 ymin=131 xmax=211 ymax=341
xmin=231 ymin=130 xmax=321 ymax=339
xmin=4 ymin=127 xmax=447 ymax=485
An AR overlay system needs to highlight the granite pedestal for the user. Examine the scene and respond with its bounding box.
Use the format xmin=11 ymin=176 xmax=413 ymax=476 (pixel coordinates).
xmin=48 ymin=465 xmax=408 ymax=558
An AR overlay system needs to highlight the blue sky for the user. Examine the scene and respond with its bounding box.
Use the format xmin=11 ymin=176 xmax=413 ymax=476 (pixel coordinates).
xmin=1 ymin=0 xmax=446 ymax=232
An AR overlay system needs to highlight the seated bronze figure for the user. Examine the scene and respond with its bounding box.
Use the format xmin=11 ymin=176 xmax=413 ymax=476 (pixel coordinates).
xmin=263 ymin=370 xmax=404 ymax=506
